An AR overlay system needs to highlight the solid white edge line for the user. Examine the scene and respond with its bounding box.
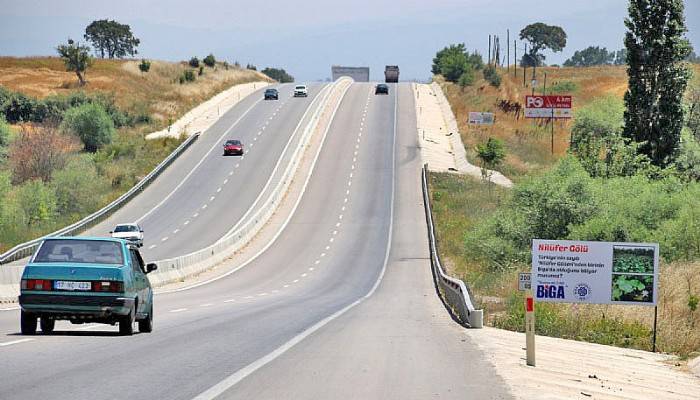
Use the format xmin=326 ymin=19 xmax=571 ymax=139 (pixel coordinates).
xmin=191 ymin=82 xmax=397 ymax=400
xmin=0 ymin=306 xmax=20 ymax=311
xmin=157 ymin=79 xmax=353 ymax=295
xmin=217 ymin=84 xmax=332 ymax=242
xmin=136 ymin=96 xmax=265 ymax=224
xmin=0 ymin=338 xmax=34 ymax=347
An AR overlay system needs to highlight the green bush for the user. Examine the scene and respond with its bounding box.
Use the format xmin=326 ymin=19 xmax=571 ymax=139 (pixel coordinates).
xmin=261 ymin=67 xmax=294 ymax=83
xmin=549 ymin=80 xmax=578 ymax=93
xmin=138 ymin=59 xmax=151 ymax=73
xmin=198 ymin=66 xmax=204 ymax=76
xmin=483 ymin=65 xmax=501 ymax=88
xmin=188 ymin=57 xmax=200 ymax=68
xmin=60 ymin=103 xmax=115 ymax=152
xmin=16 ymin=179 xmax=57 ymax=226
xmin=2 ymin=92 xmax=40 ymax=123
xmin=183 ymin=70 xmax=196 ymax=82
xmin=203 ymin=54 xmax=216 ymax=67
xmin=457 ymin=68 xmax=475 ymax=87
xmin=51 ymin=155 xmax=109 ymax=216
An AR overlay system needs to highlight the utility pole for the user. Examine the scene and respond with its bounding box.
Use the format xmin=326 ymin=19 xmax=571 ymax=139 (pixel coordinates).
xmin=514 ymin=40 xmax=517 ymax=77
xmin=507 ymin=29 xmax=510 ymax=73
xmin=488 ymin=35 xmax=492 ymax=65
xmin=523 ymin=43 xmax=528 ymax=87
xmin=543 ymin=72 xmax=547 ymax=96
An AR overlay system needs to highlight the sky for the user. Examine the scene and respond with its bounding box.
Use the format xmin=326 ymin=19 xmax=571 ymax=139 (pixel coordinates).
xmin=0 ymin=0 xmax=698 ymax=82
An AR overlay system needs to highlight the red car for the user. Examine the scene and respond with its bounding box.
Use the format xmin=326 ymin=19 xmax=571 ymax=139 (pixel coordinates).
xmin=223 ymin=139 xmax=243 ymax=156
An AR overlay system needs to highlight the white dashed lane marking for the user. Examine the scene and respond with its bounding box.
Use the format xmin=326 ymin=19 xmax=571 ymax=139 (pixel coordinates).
xmin=170 ymin=308 xmax=188 ymax=313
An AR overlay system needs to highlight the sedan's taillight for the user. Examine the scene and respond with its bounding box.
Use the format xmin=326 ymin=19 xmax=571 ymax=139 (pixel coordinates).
xmin=92 ymin=281 xmax=124 ymax=293
xmin=21 ymin=279 xmax=53 ymax=291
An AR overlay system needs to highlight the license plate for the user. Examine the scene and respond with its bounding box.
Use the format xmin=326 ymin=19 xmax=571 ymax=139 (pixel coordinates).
xmin=54 ymin=281 xmax=91 ymax=291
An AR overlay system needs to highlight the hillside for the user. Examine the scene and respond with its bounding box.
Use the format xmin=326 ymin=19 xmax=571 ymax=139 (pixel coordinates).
xmin=0 ymin=56 xmax=271 ymax=130
xmin=440 ymin=64 xmax=700 ymax=179
xmin=0 ymin=57 xmax=271 ymax=253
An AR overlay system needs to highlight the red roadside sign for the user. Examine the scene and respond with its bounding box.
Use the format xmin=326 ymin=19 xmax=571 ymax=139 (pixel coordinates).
xmin=525 ymin=95 xmax=572 ymax=118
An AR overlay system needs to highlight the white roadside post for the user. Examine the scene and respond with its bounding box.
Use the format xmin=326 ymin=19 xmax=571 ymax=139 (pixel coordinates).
xmin=525 ymin=291 xmax=536 ymax=366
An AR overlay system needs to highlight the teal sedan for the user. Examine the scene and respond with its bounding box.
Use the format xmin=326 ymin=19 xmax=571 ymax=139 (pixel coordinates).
xmin=19 ymin=237 xmax=157 ymax=335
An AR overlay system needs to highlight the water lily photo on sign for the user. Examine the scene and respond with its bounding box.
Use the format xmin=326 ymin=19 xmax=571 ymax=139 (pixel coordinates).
xmin=611 ymin=246 xmax=656 ymax=303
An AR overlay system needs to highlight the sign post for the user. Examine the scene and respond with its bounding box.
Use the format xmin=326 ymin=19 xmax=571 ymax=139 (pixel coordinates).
xmin=525 ymin=292 xmax=536 ymax=366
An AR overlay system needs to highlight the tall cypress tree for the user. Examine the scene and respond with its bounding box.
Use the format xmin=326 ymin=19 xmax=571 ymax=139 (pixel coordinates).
xmin=623 ymin=0 xmax=691 ymax=167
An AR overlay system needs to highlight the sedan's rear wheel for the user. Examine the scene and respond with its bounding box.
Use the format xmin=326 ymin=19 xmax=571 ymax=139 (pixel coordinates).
xmin=119 ymin=308 xmax=134 ymax=336
xmin=138 ymin=306 xmax=153 ymax=333
xmin=20 ymin=311 xmax=37 ymax=335
xmin=40 ymin=317 xmax=55 ymax=334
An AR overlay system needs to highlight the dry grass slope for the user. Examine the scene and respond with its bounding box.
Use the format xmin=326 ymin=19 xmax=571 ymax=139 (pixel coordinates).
xmin=0 ymin=57 xmax=272 ymax=130
xmin=440 ymin=64 xmax=700 ymax=179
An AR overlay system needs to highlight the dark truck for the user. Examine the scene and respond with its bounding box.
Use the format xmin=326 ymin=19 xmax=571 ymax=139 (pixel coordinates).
xmin=384 ymin=65 xmax=399 ymax=83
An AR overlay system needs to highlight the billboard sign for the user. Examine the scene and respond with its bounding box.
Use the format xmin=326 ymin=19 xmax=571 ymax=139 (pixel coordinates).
xmin=525 ymin=95 xmax=572 ymax=119
xmin=531 ymin=239 xmax=659 ymax=306
xmin=468 ymin=112 xmax=495 ymax=125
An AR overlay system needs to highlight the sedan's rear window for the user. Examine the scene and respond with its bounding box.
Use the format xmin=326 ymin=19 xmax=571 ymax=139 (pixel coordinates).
xmin=114 ymin=225 xmax=138 ymax=233
xmin=34 ymin=239 xmax=124 ymax=265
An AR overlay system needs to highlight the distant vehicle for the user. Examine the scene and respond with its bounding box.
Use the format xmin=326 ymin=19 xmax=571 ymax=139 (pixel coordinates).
xmin=264 ymin=88 xmax=279 ymax=100
xmin=293 ymin=85 xmax=308 ymax=97
xmin=110 ymin=223 xmax=144 ymax=247
xmin=19 ymin=237 xmax=157 ymax=336
xmin=223 ymin=139 xmax=244 ymax=156
xmin=375 ymin=84 xmax=389 ymax=95
xmin=384 ymin=65 xmax=399 ymax=83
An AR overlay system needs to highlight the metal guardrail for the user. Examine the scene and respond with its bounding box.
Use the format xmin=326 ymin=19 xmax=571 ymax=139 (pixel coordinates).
xmin=147 ymin=78 xmax=352 ymax=286
xmin=421 ymin=164 xmax=483 ymax=328
xmin=0 ymin=132 xmax=201 ymax=265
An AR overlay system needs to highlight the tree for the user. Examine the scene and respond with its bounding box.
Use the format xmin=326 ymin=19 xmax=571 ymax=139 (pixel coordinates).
xmin=246 ymin=63 xmax=257 ymax=71
xmin=0 ymin=115 xmax=10 ymax=163
xmin=432 ymin=43 xmax=469 ymax=75
xmin=475 ymin=137 xmax=506 ymax=184
xmin=84 ymin=19 xmax=140 ymax=59
xmin=56 ymin=39 xmax=92 ymax=86
xmin=570 ymin=96 xmax=648 ymax=177
xmin=9 ymin=124 xmax=80 ymax=184
xmin=686 ymin=50 xmax=700 ymax=63
xmin=189 ymin=57 xmax=200 ymax=68
xmin=60 ymin=103 xmax=115 ymax=152
xmin=519 ymin=23 xmax=567 ymax=66
xmin=203 ymin=54 xmax=216 ymax=67
xmin=261 ymin=67 xmax=294 ymax=83
xmin=564 ymin=46 xmax=615 ymax=67
xmin=138 ymin=59 xmax=151 ymax=73
xmin=458 ymin=68 xmax=475 ymax=88
xmin=614 ymin=48 xmax=628 ymax=65
xmin=622 ymin=0 xmax=692 ymax=167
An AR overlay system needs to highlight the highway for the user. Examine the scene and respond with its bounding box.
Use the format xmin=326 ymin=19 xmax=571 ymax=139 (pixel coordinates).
xmin=0 ymin=83 xmax=509 ymax=399
xmin=87 ymin=82 xmax=327 ymax=261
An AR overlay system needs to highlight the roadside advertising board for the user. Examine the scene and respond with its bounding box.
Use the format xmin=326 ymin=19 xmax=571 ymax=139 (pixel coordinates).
xmin=531 ymin=239 xmax=659 ymax=306
xmin=524 ymin=95 xmax=572 ymax=119
xmin=468 ymin=112 xmax=495 ymax=125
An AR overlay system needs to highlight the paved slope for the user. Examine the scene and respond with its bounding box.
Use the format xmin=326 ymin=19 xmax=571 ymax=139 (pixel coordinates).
xmin=213 ymin=83 xmax=512 ymax=400
xmin=88 ymin=82 xmax=326 ymax=260
xmin=0 ymin=83 xmax=508 ymax=400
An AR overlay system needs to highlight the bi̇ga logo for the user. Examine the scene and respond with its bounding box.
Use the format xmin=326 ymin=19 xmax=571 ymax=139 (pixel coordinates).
xmin=536 ymin=284 xmax=565 ymax=299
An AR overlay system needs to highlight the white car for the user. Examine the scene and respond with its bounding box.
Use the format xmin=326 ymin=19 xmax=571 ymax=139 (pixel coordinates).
xmin=110 ymin=223 xmax=144 ymax=247
xmin=293 ymin=84 xmax=308 ymax=97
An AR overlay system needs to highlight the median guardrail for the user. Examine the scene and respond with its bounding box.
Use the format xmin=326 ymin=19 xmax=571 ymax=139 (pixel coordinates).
xmin=421 ymin=164 xmax=483 ymax=328
xmin=0 ymin=132 xmax=201 ymax=265
xmin=147 ymin=78 xmax=352 ymax=287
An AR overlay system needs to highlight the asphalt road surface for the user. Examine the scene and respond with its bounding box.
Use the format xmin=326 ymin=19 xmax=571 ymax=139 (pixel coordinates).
xmin=0 ymin=83 xmax=510 ymax=400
